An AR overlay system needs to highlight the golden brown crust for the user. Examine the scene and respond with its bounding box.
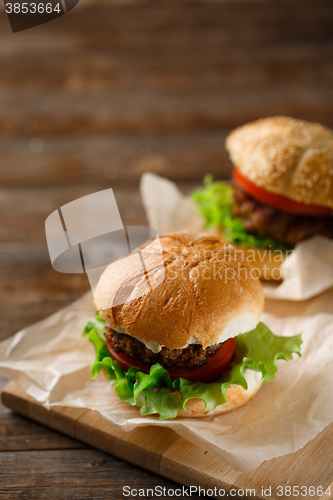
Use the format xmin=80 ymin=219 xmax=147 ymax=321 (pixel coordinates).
xmin=94 ymin=231 xmax=264 ymax=349
xmin=226 ymin=116 xmax=333 ymax=209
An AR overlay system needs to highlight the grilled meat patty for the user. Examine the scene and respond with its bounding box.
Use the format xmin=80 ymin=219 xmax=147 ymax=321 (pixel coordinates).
xmin=232 ymin=185 xmax=333 ymax=246
xmin=104 ymin=326 xmax=221 ymax=369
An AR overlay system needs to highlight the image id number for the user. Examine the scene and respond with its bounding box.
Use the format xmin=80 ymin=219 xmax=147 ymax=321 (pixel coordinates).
xmin=277 ymin=485 xmax=331 ymax=497
xmin=5 ymin=3 xmax=62 ymax=14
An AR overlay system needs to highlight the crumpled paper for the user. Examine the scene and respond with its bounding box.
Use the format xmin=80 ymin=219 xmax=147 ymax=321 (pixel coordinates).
xmin=1 ymin=288 xmax=333 ymax=471
xmin=140 ymin=173 xmax=333 ymax=301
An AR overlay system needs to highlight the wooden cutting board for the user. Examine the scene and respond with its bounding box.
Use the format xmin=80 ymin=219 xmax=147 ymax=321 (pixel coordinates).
xmin=2 ymin=381 xmax=332 ymax=500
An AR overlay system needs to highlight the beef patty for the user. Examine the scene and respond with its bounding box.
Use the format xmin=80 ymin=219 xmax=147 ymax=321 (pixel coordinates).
xmin=104 ymin=326 xmax=221 ymax=369
xmin=232 ymin=185 xmax=333 ymax=246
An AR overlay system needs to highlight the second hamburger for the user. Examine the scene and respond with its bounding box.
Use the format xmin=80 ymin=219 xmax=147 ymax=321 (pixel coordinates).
xmin=192 ymin=116 xmax=333 ymax=280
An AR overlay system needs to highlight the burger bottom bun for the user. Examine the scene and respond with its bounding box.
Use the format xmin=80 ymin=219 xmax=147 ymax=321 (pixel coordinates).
xmin=216 ymin=228 xmax=287 ymax=282
xmin=104 ymin=368 xmax=262 ymax=418
xmin=175 ymin=369 xmax=262 ymax=418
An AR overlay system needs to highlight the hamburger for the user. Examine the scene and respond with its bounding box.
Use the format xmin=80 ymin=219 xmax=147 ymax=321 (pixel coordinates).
xmin=192 ymin=116 xmax=333 ymax=280
xmin=83 ymin=231 xmax=301 ymax=419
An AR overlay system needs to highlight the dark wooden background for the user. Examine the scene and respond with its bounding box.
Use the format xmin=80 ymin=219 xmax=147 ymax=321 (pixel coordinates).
xmin=1 ymin=0 xmax=333 ymax=497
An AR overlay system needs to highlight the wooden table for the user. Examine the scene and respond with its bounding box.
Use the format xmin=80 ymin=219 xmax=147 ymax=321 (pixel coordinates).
xmin=1 ymin=0 xmax=333 ymax=497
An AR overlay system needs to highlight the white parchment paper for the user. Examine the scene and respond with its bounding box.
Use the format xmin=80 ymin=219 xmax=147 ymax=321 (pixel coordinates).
xmin=1 ymin=288 xmax=333 ymax=471
xmin=140 ymin=173 xmax=333 ymax=301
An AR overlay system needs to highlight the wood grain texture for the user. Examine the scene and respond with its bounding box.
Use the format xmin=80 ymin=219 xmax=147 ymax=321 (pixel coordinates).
xmin=1 ymin=0 xmax=333 ymax=496
xmin=0 ymin=184 xmax=148 ymax=243
xmin=0 ymin=0 xmax=332 ymax=137
xmin=2 ymin=382 xmax=333 ymax=500
xmin=0 ymin=377 xmax=87 ymax=451
xmin=0 ymin=133 xmax=231 ymax=187
xmin=0 ymin=379 xmax=206 ymax=499
xmin=1 ymin=86 xmax=332 ymax=138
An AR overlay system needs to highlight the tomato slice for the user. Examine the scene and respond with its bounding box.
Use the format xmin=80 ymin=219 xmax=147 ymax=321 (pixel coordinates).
xmin=233 ymin=167 xmax=332 ymax=216
xmin=106 ymin=337 xmax=236 ymax=383
xmin=107 ymin=342 xmax=152 ymax=373
xmin=166 ymin=338 xmax=236 ymax=382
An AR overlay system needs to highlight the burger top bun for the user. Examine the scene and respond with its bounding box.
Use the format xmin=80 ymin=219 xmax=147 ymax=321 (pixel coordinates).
xmin=94 ymin=231 xmax=264 ymax=350
xmin=226 ymin=116 xmax=333 ymax=210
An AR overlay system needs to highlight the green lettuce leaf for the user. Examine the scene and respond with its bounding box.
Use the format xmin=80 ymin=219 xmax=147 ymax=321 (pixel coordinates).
xmin=191 ymin=175 xmax=292 ymax=251
xmin=83 ymin=313 xmax=302 ymax=420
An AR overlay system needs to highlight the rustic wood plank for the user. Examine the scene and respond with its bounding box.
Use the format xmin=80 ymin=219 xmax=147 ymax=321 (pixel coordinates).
xmin=0 ymin=0 xmax=331 ymax=135
xmin=0 ymin=184 xmax=148 ymax=243
xmin=0 ymin=385 xmax=206 ymax=498
xmin=0 ymin=412 xmax=88 ymax=452
xmin=0 ymin=448 xmax=171 ymax=487
xmin=0 ymin=244 xmax=89 ymax=300
xmin=0 ymin=244 xmax=90 ymax=299
xmin=0 ymin=133 xmax=232 ymax=187
xmin=0 ymin=0 xmax=332 ymax=495
xmin=0 ymin=485 xmax=205 ymax=500
xmin=0 ymin=85 xmax=332 ymax=137
xmin=0 ymin=449 xmax=205 ymax=499
xmin=3 ymin=0 xmax=332 ymax=45
xmin=0 ymin=377 xmax=87 ymax=451
xmin=0 ymin=34 xmax=332 ymax=92
xmin=0 ymin=385 xmax=87 ymax=453
xmin=0 ymin=380 xmax=207 ymax=500
xmin=0 ymin=182 xmax=199 ymax=244
xmin=2 ymin=382 xmax=333 ymax=500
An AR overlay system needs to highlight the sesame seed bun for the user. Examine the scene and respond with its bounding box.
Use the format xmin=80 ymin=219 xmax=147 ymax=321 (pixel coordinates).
xmin=94 ymin=231 xmax=264 ymax=350
xmin=226 ymin=116 xmax=333 ymax=209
